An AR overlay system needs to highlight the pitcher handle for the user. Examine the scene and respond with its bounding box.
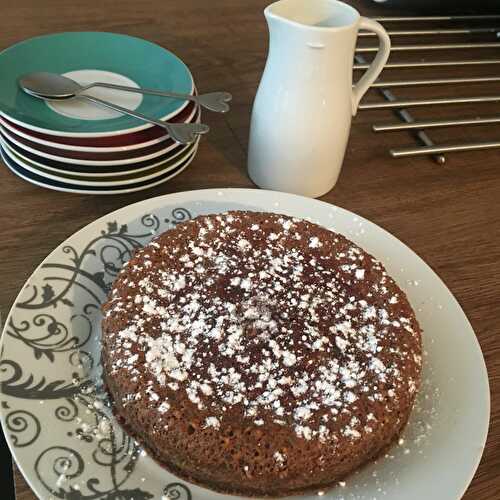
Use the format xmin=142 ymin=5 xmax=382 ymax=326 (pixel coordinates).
xmin=351 ymin=17 xmax=391 ymax=116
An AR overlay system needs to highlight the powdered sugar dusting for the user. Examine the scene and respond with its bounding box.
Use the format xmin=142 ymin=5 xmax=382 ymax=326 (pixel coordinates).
xmin=103 ymin=211 xmax=421 ymax=444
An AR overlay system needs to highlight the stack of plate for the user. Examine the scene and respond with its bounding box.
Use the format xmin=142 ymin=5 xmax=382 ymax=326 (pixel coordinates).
xmin=0 ymin=32 xmax=200 ymax=194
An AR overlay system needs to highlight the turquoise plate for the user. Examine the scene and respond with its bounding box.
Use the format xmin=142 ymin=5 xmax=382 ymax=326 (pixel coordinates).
xmin=0 ymin=32 xmax=193 ymax=136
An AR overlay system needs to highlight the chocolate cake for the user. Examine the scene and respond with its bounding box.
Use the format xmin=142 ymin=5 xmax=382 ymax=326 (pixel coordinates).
xmin=101 ymin=211 xmax=422 ymax=497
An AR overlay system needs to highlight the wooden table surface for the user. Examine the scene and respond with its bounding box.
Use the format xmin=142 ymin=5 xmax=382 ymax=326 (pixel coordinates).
xmin=1 ymin=1 xmax=499 ymax=498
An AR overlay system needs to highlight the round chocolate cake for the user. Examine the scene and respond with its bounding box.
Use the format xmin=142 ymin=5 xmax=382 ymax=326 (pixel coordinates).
xmin=101 ymin=211 xmax=422 ymax=497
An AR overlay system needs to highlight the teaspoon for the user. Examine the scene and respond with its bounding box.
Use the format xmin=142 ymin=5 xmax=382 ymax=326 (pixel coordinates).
xmin=19 ymin=72 xmax=210 ymax=145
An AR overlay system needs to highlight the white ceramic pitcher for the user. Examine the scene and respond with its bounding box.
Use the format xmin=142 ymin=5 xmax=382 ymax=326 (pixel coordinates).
xmin=247 ymin=0 xmax=390 ymax=198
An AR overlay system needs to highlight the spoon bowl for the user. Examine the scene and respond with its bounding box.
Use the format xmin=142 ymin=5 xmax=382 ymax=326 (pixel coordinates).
xmin=19 ymin=72 xmax=82 ymax=99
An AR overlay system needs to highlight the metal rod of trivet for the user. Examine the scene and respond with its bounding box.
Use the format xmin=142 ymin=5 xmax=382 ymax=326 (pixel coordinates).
xmin=391 ymin=140 xmax=500 ymax=157
xmin=374 ymin=15 xmax=500 ymax=21
xmin=369 ymin=76 xmax=500 ymax=88
xmin=354 ymin=59 xmax=500 ymax=70
xmin=356 ymin=42 xmax=500 ymax=52
xmin=359 ymin=27 xmax=500 ymax=36
xmin=373 ymin=116 xmax=500 ymax=132
xmin=354 ymin=54 xmax=445 ymax=164
xmin=359 ymin=95 xmax=500 ymax=110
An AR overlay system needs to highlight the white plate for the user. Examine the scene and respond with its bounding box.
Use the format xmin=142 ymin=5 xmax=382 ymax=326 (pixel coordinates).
xmin=0 ymin=114 xmax=201 ymax=166
xmin=0 ymin=145 xmax=196 ymax=194
xmin=0 ymin=136 xmax=194 ymax=178
xmin=1 ymin=136 xmax=199 ymax=187
xmin=0 ymin=189 xmax=489 ymax=500
xmin=0 ymin=102 xmax=198 ymax=154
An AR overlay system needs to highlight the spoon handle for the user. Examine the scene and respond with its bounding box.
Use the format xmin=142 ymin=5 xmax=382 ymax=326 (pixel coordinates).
xmin=83 ymin=82 xmax=231 ymax=113
xmin=78 ymin=94 xmax=208 ymax=144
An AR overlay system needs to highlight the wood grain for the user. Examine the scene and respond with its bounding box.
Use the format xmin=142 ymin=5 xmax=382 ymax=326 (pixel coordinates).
xmin=1 ymin=1 xmax=498 ymax=499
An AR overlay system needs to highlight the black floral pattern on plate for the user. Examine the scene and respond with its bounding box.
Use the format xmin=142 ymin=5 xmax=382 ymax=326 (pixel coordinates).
xmin=1 ymin=207 xmax=194 ymax=499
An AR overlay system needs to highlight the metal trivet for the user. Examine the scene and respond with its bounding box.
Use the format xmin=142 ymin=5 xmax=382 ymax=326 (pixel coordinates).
xmin=357 ymin=14 xmax=500 ymax=163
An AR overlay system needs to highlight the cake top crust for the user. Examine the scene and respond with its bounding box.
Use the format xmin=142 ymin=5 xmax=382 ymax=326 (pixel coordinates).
xmin=102 ymin=211 xmax=422 ymax=443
